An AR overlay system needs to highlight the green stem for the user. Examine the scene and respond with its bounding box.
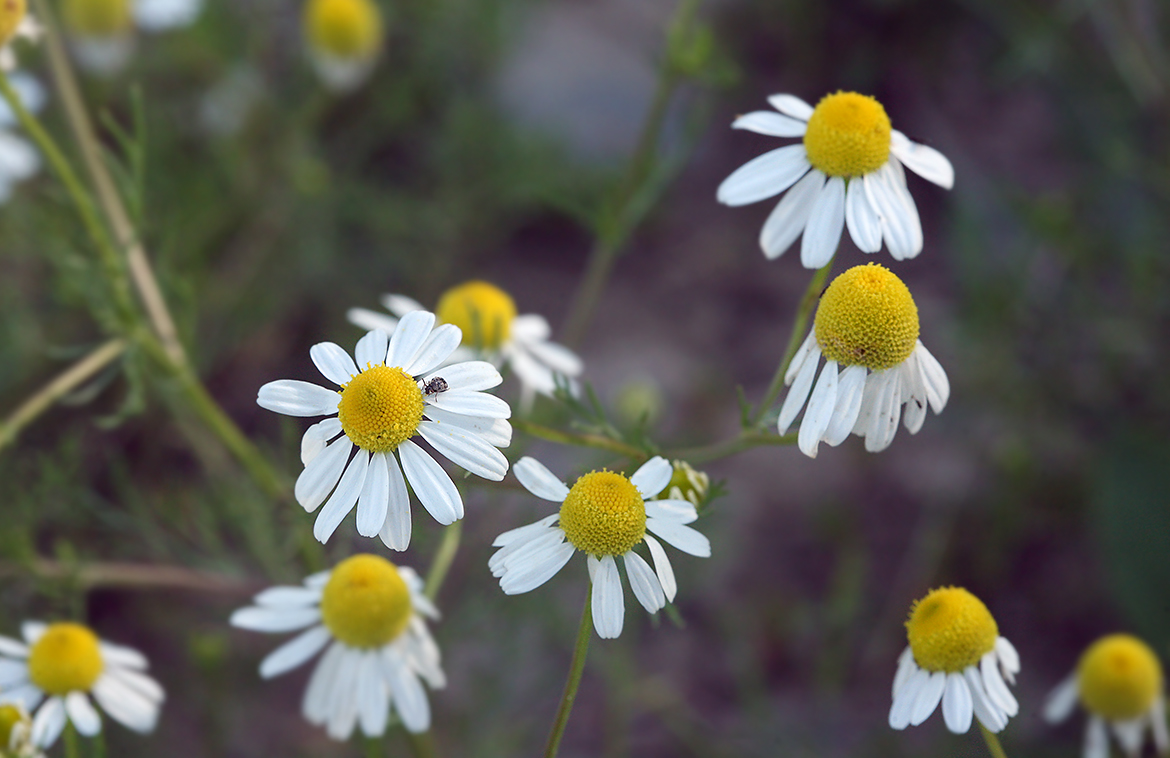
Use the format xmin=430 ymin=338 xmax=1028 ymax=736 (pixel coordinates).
xmin=751 ymin=256 xmax=836 ymax=427
xmin=978 ymin=722 xmax=1009 ymax=758
xmin=424 ymin=521 xmax=462 ymax=601
xmin=512 ymin=419 xmax=646 ymax=460
xmin=668 ymin=430 xmax=796 ymax=464
xmin=63 ymin=721 xmax=81 ymax=758
xmin=544 ymin=590 xmax=594 ymax=758
xmin=404 ymin=730 xmax=439 ymax=758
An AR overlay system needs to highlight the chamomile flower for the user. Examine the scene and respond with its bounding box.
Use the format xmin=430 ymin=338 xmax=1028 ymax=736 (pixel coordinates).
xmin=257 ymin=311 xmax=512 ymax=549
xmin=0 ymin=72 xmax=44 ymax=204
xmin=1044 ymin=634 xmax=1169 ymax=758
xmin=348 ymin=280 xmax=584 ymax=409
xmin=490 ymin=456 xmax=710 ymax=639
xmin=0 ymin=622 xmax=164 ymax=748
xmin=0 ymin=1 xmax=39 ymax=72
xmin=717 ymin=91 xmax=954 ymax=267
xmin=61 ymin=0 xmax=202 ymax=76
xmin=654 ymin=460 xmax=709 ymax=509
xmin=778 ymin=263 xmax=949 ymax=457
xmin=890 ymin=587 xmax=1019 ymax=735
xmin=0 ymin=703 xmax=42 ymax=758
xmin=303 ymin=0 xmax=383 ymax=93
xmin=230 ymin=554 xmax=444 ymax=740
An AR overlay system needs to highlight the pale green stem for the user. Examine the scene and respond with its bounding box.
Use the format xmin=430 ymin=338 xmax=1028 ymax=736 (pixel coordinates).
xmin=979 ymin=722 xmax=1010 ymax=758
xmin=404 ymin=731 xmax=439 ymax=758
xmin=512 ymin=419 xmax=646 ymax=460
xmin=63 ymin=722 xmax=81 ymax=758
xmin=668 ymin=430 xmax=796 ymax=464
xmin=544 ymin=590 xmax=593 ymax=758
xmin=424 ymin=521 xmax=462 ymax=601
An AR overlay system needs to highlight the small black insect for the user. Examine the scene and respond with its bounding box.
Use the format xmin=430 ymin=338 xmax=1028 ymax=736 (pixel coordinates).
xmin=422 ymin=377 xmax=449 ymax=396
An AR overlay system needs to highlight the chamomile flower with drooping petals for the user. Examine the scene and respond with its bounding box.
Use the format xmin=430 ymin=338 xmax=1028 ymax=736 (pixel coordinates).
xmin=1044 ymin=634 xmax=1169 ymax=758
xmin=890 ymin=587 xmax=1020 ymax=735
xmin=778 ymin=263 xmax=949 ymax=457
xmin=303 ymin=0 xmax=383 ymax=93
xmin=257 ymin=311 xmax=512 ymax=549
xmin=0 ymin=703 xmax=43 ymax=758
xmin=230 ymin=554 xmax=444 ymax=740
xmin=61 ymin=0 xmax=202 ymax=76
xmin=490 ymin=456 xmax=710 ymax=639
xmin=717 ymin=91 xmax=954 ymax=267
xmin=349 ymin=280 xmax=584 ymax=409
xmin=0 ymin=622 xmax=164 ymax=748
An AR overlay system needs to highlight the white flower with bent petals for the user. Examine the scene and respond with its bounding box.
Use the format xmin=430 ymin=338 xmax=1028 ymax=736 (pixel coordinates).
xmin=1044 ymin=634 xmax=1169 ymax=758
xmin=258 ymin=311 xmax=512 ymax=549
xmin=0 ymin=702 xmax=43 ymax=758
xmin=0 ymin=72 xmax=44 ymax=204
xmin=61 ymin=0 xmax=203 ymax=76
xmin=718 ymin=91 xmax=953 ymax=267
xmin=890 ymin=587 xmax=1019 ymax=735
xmin=491 ymin=456 xmax=710 ymax=639
xmin=0 ymin=622 xmax=164 ymax=748
xmin=349 ymin=280 xmax=583 ymax=410
xmin=231 ymin=554 xmax=444 ymax=740
xmin=779 ymin=263 xmax=948 ymax=457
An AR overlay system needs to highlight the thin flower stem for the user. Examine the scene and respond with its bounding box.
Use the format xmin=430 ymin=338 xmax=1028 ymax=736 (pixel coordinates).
xmin=668 ymin=429 xmax=796 ymax=464
xmin=364 ymin=736 xmax=381 ymax=758
xmin=512 ymin=419 xmax=647 ymax=460
xmin=0 ymin=339 xmax=127 ymax=451
xmin=0 ymin=557 xmax=257 ymax=593
xmin=404 ymin=731 xmax=439 ymax=758
xmin=544 ymin=590 xmax=593 ymax=758
xmin=424 ymin=521 xmax=462 ymax=601
xmin=978 ymin=722 xmax=1010 ymax=758
xmin=63 ymin=722 xmax=81 ymax=758
xmin=750 ymin=255 xmax=836 ymax=427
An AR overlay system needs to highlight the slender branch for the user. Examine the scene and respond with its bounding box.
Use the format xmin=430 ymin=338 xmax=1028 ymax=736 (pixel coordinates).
xmin=978 ymin=722 xmax=1009 ymax=758
xmin=0 ymin=339 xmax=127 ymax=451
xmin=0 ymin=558 xmax=257 ymax=594
xmin=668 ymin=430 xmax=796 ymax=465
xmin=424 ymin=521 xmax=462 ymax=601
xmin=404 ymin=731 xmax=439 ymax=758
xmin=544 ymin=590 xmax=593 ymax=758
xmin=63 ymin=721 xmax=81 ymax=758
xmin=512 ymin=419 xmax=646 ymax=460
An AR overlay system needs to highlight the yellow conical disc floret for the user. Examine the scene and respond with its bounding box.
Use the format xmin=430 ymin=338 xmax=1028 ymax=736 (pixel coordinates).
xmin=0 ymin=0 xmax=26 ymax=46
xmin=1077 ymin=634 xmax=1163 ymax=721
xmin=814 ymin=263 xmax=919 ymax=371
xmin=802 ymin=91 xmax=892 ymax=178
xmin=906 ymin=587 xmax=998 ymax=673
xmin=27 ymin=623 xmax=105 ymax=696
xmin=337 ymin=365 xmax=425 ymax=453
xmin=559 ymin=471 xmax=646 ymax=557
xmin=436 ymin=281 xmax=517 ymax=351
xmin=304 ymin=0 xmax=383 ymax=60
xmin=320 ymin=554 xmax=412 ymax=648
xmin=62 ymin=0 xmax=131 ymax=36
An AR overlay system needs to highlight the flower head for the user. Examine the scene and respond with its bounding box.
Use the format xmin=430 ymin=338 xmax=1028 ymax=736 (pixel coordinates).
xmin=230 ymin=554 xmax=444 ymax=740
xmin=778 ymin=264 xmax=949 ymax=457
xmin=490 ymin=456 xmax=710 ymax=639
xmin=654 ymin=460 xmax=709 ymax=509
xmin=0 ymin=0 xmax=27 ymax=47
xmin=0 ymin=702 xmax=41 ymax=758
xmin=717 ymin=91 xmax=954 ymax=267
xmin=303 ymin=0 xmax=383 ymax=92
xmin=61 ymin=0 xmax=202 ymax=75
xmin=890 ymin=587 xmax=1019 ymax=735
xmin=0 ymin=622 xmax=164 ymax=748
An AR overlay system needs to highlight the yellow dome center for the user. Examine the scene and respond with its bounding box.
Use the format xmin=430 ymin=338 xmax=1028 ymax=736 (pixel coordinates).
xmin=436 ymin=281 xmax=517 ymax=351
xmin=62 ymin=0 xmax=131 ymax=36
xmin=319 ymin=554 xmax=412 ymax=648
xmin=304 ymin=0 xmax=383 ymax=60
xmin=814 ymin=263 xmax=919 ymax=371
xmin=802 ymin=92 xmax=892 ymax=178
xmin=906 ymin=587 xmax=998 ymax=673
xmin=27 ymin=623 xmax=104 ymax=696
xmin=0 ymin=0 xmax=27 ymax=45
xmin=337 ymin=365 xmax=425 ymax=453
xmin=1077 ymin=634 xmax=1163 ymax=720
xmin=0 ymin=703 xmax=23 ymax=750
xmin=559 ymin=471 xmax=646 ymax=557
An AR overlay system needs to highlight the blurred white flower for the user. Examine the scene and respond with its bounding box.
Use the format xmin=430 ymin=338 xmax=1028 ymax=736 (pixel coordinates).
xmin=62 ymin=0 xmax=203 ymax=76
xmin=303 ymin=0 xmax=383 ymax=93
xmin=0 ymin=71 xmax=43 ymax=203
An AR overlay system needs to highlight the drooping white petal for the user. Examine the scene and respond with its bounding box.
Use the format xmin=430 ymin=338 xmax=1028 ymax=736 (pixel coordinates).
xmin=892 ymin=647 xmax=916 ymax=698
xmin=785 ymin=331 xmax=815 ymax=386
xmin=106 ymin=667 xmax=163 ymax=703
xmin=624 ymin=551 xmax=665 ymax=613
xmin=259 ymin=625 xmax=332 ymax=679
xmin=889 ymin=667 xmax=926 ymax=729
xmin=64 ymin=692 xmax=101 ymax=736
xmin=1111 ymin=718 xmax=1145 ymax=756
xmin=295 ymin=437 xmax=353 ymax=512
xmin=1151 ymin=696 xmax=1169 ymax=754
xmin=642 ymin=535 xmax=677 ymax=602
xmin=890 ymin=130 xmax=954 ymax=189
xmin=1042 ymin=673 xmax=1079 ymax=724
xmin=731 ymin=110 xmax=807 ymax=137
xmin=31 ymin=696 xmax=66 ymax=747
xmin=510 ymin=314 xmax=551 ymax=341
xmin=347 ymin=308 xmax=399 ymax=336
xmin=384 ymin=651 xmax=430 ymax=733
xmin=406 ymin=324 xmax=463 ymax=377
xmin=909 ymin=670 xmax=947 ymax=726
xmin=309 ymin=342 xmax=359 ymax=386
xmin=965 ymin=666 xmax=1006 ymax=732
xmin=300 ymin=417 xmax=343 ymax=466
xmin=357 ymin=650 xmax=389 ymax=737
xmin=845 ymin=177 xmax=883 ymax=253
xmin=915 ymin=342 xmax=950 ymax=413
xmin=591 ymin=555 xmax=625 ymax=639
xmin=424 ymin=390 xmax=510 ymax=419
xmin=941 ymin=672 xmax=973 ymax=734
xmin=512 ymin=457 xmax=570 ymax=501
xmin=417 ymin=421 xmax=508 ymax=481
xmin=398 ymin=440 xmax=463 ymax=524
xmin=387 ymin=311 xmax=436 ymax=369
xmin=716 ymin=144 xmax=811 ymax=207
xmin=382 ymin=294 xmax=427 ymax=317
xmin=865 ymin=161 xmax=923 ymax=261
xmin=800 ymin=176 xmax=846 ymax=269
xmin=257 ymin=380 xmax=340 ymax=417
xmin=798 ymin=358 xmax=838 ymax=458
xmin=354 ymin=329 xmax=390 ymax=369
xmin=423 ymin=406 xmax=512 ymax=448
xmin=644 ymin=499 xmax=697 ymax=524
xmin=824 ymin=364 xmax=867 ymax=446
xmin=355 ymin=451 xmax=391 ymax=537
xmin=1086 ymin=716 xmax=1109 ymax=758
xmin=313 ymin=451 xmax=370 ymax=542
xmin=630 ymin=456 xmax=672 ymax=499
xmin=91 ymin=674 xmax=158 ymax=733
xmin=759 ymin=167 xmax=823 ymax=260
xmin=229 ymin=606 xmax=321 ymax=633
xmin=324 ymin=648 xmax=360 ymax=739
xmin=252 ymin=585 xmax=321 ymax=609
xmin=302 ymin=643 xmax=344 ymax=724
xmin=379 ymin=452 xmax=412 ymax=551
xmin=777 ymin=344 xmax=821 ymax=435
xmin=767 ymin=94 xmax=814 ymax=121
xmin=981 ymin=651 xmax=1018 ymax=717
xmin=645 ymin=518 xmax=711 ymax=557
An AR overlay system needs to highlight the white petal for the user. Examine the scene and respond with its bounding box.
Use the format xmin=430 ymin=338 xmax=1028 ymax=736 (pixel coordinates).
xmin=294 ymin=437 xmax=352 ymax=512
xmin=354 ymin=329 xmax=390 ymax=368
xmin=499 ymin=540 xmax=575 ymax=594
xmin=398 ymin=440 xmax=463 ymax=524
xmin=300 ymin=417 xmax=342 ymax=466
xmin=777 ymin=344 xmax=821 ymax=435
xmin=800 ymin=176 xmax=846 ymax=269
xmin=0 ymin=635 xmax=28 ymax=657
xmin=64 ymin=692 xmax=101 ymax=736
xmin=716 ymin=144 xmax=811 ymax=206
xmin=1086 ymin=716 xmax=1109 ymax=758
xmin=382 ymin=294 xmax=426 ymax=316
xmin=257 ymin=380 xmax=339 ymax=417
xmin=423 ymin=360 xmax=502 ymax=392
xmin=310 ymin=342 xmax=358 ymax=386
xmin=510 ymin=314 xmax=551 ymax=341
xmin=591 ymin=555 xmax=625 ymax=639
xmin=423 ymin=406 xmax=512 ymax=447
xmin=890 ymin=668 xmax=926 ymax=729
xmin=302 ymin=643 xmax=344 ymax=724
xmin=91 ymin=674 xmax=158 ymax=733
xmin=630 ymin=456 xmax=672 ymax=499
xmin=892 ymin=647 xmax=916 ymax=698
xmin=645 ymin=518 xmax=711 ymax=557
xmin=644 ymin=499 xmax=698 ymax=524
xmin=0 ymin=658 xmax=27 ymax=687
xmin=229 ymin=606 xmax=321 ymax=633
xmin=731 ymin=110 xmax=807 ymax=137
xmin=965 ymin=666 xmax=1006 ymax=733
xmin=384 ymin=651 xmax=430 ymax=733
xmin=522 ymin=337 xmax=583 ymax=377
xmin=491 ymin=528 xmax=565 ymax=577
xmin=424 ymin=390 xmax=511 ymax=419
xmin=845 ymin=177 xmax=882 ymax=253
xmin=355 ymin=451 xmax=391 ymax=537
xmin=909 ymin=670 xmax=947 ymax=726
xmin=784 ymin=331 xmax=815 ymax=386
xmin=981 ymin=651 xmax=1018 ymax=717
xmin=891 ymin=130 xmax=954 ymax=189
xmin=252 ymin=586 xmax=321 ymax=609
xmin=915 ymin=342 xmax=950 ymax=413
xmin=105 ymin=667 xmax=163 ymax=703
xmin=417 ymin=421 xmax=508 ymax=481
xmin=378 ymin=453 xmax=412 ymax=551
xmin=259 ymin=625 xmax=332 ymax=679
xmin=357 ymin=651 xmax=389 ymax=737
xmin=406 ymin=324 xmax=463 ymax=376
xmin=1151 ymin=696 xmax=1169 ymax=753
xmin=133 ymin=0 xmax=202 ymax=30
xmin=512 ymin=457 xmax=570 ymax=501
xmin=1112 ymin=718 xmax=1145 ymax=756
xmin=313 ymin=451 xmax=369 ymax=543
xmin=767 ymin=93 xmax=814 ymax=121
xmin=865 ymin=161 xmax=923 ymax=261
xmin=492 ymin=513 xmax=560 ymax=547
xmin=324 ymin=648 xmax=360 ymax=739
xmin=824 ymin=364 xmax=867 ymax=446
xmin=1042 ymin=673 xmax=1079 ymax=724
xmin=623 ymin=551 xmax=665 ymax=614
xmin=759 ymin=166 xmax=823 ymax=260
xmin=21 ymin=623 xmax=44 ymax=646
xmin=862 ymin=370 xmax=901 ymax=453
xmin=387 ymin=311 xmax=436 ymax=369
xmin=941 ymin=672 xmax=973 ymax=733
xmin=32 ymin=697 xmax=66 ymax=747
xmin=798 ymin=359 xmax=838 ymax=458
xmin=642 ymin=535 xmax=677 ymax=603
xmin=347 ymin=308 xmax=399 ymax=336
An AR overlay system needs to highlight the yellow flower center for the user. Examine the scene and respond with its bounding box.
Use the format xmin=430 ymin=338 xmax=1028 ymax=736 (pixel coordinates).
xmin=0 ymin=0 xmax=26 ymax=45
xmin=337 ymin=365 xmax=424 ymax=453
xmin=802 ymin=91 xmax=892 ymax=178
xmin=0 ymin=704 xmax=23 ymax=750
xmin=27 ymin=623 xmax=104 ymax=696
xmin=319 ymin=554 xmax=412 ymax=648
xmin=559 ymin=471 xmax=646 ymax=557
xmin=304 ymin=0 xmax=383 ymax=60
xmin=62 ymin=0 xmax=131 ymax=36
xmin=814 ymin=263 xmax=919 ymax=371
xmin=656 ymin=460 xmax=709 ymax=508
xmin=906 ymin=587 xmax=998 ymax=673
xmin=1077 ymin=634 xmax=1163 ymax=720
xmin=435 ymin=280 xmax=517 ymax=351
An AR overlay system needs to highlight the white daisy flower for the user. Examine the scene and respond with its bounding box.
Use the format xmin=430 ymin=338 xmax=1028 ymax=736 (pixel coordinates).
xmin=349 ymin=280 xmax=583 ymax=410
xmin=303 ymin=0 xmax=383 ymax=93
xmin=257 ymin=310 xmax=512 ymax=549
xmin=230 ymin=554 xmax=444 ymax=740
xmin=0 ymin=71 xmax=44 ymax=204
xmin=490 ymin=456 xmax=711 ymax=639
xmin=0 ymin=622 xmax=164 ymax=748
xmin=1044 ymin=634 xmax=1169 ymax=758
xmin=717 ymin=91 xmax=954 ymax=267
xmin=61 ymin=0 xmax=203 ymax=76
xmin=890 ymin=587 xmax=1020 ymax=735
xmin=0 ymin=702 xmax=44 ymax=758
xmin=778 ymin=263 xmax=949 ymax=457
xmin=0 ymin=4 xmax=41 ymax=73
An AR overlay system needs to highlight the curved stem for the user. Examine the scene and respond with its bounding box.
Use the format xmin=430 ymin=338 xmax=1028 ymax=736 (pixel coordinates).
xmin=424 ymin=521 xmax=462 ymax=601
xmin=668 ymin=430 xmax=796 ymax=464
xmin=978 ymin=723 xmax=1009 ymax=758
xmin=544 ymin=590 xmax=593 ymax=758
xmin=512 ymin=419 xmax=646 ymax=460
